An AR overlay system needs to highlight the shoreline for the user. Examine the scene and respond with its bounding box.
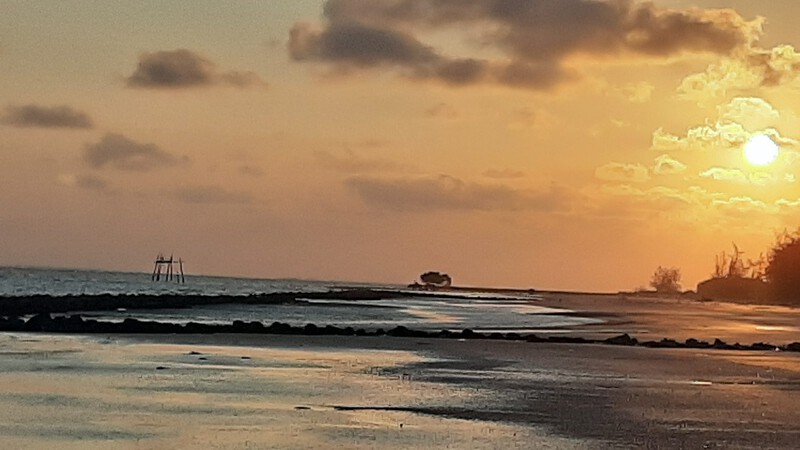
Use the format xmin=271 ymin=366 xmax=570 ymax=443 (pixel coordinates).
xmin=2 ymin=287 xmax=800 ymax=351
xmin=6 ymin=312 xmax=800 ymax=354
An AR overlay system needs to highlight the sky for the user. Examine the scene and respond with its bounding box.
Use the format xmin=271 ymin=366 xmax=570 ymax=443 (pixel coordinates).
xmin=2 ymin=0 xmax=800 ymax=292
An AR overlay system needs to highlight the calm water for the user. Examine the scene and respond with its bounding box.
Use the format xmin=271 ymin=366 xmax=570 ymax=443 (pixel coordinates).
xmin=0 ymin=266 xmax=359 ymax=296
xmin=0 ymin=267 xmax=601 ymax=332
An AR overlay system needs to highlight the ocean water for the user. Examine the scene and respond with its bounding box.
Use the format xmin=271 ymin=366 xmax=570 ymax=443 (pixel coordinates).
xmin=0 ymin=266 xmax=358 ymax=297
xmin=0 ymin=267 xmax=601 ymax=333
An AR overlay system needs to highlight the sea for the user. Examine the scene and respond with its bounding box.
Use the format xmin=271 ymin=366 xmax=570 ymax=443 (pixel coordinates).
xmin=0 ymin=266 xmax=601 ymax=333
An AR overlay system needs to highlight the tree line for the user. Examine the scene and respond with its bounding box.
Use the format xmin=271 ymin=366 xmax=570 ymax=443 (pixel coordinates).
xmin=650 ymin=229 xmax=800 ymax=304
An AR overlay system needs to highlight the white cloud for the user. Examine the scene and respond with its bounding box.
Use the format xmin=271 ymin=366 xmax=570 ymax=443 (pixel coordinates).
xmin=653 ymin=154 xmax=687 ymax=175
xmin=678 ymin=45 xmax=800 ymax=104
xmin=718 ymin=97 xmax=780 ymax=131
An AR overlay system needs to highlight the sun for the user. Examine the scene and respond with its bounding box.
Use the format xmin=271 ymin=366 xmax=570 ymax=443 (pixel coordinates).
xmin=744 ymin=134 xmax=779 ymax=166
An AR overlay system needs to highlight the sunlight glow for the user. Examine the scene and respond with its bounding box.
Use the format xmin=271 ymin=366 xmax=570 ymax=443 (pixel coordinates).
xmin=744 ymin=135 xmax=779 ymax=166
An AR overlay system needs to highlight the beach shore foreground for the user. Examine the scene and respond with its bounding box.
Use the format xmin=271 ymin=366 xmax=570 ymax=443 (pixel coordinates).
xmin=2 ymin=289 xmax=800 ymax=448
xmin=1 ymin=329 xmax=799 ymax=449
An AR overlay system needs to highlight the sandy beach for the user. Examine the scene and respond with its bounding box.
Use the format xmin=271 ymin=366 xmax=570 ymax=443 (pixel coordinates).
xmin=536 ymin=292 xmax=800 ymax=344
xmin=2 ymin=291 xmax=800 ymax=449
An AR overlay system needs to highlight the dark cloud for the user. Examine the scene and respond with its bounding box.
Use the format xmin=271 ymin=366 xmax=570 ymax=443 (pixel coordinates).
xmin=74 ymin=174 xmax=109 ymax=191
xmin=126 ymin=49 xmax=267 ymax=89
xmin=2 ymin=104 xmax=93 ymax=129
xmin=345 ymin=174 xmax=574 ymax=212
xmin=290 ymin=0 xmax=761 ymax=90
xmin=84 ymin=133 xmax=184 ymax=171
xmin=174 ymin=186 xmax=253 ymax=204
xmin=290 ymin=22 xmax=438 ymax=67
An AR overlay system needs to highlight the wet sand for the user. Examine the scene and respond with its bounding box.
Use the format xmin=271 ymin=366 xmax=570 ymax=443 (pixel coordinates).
xmin=537 ymin=292 xmax=800 ymax=345
xmin=2 ymin=294 xmax=800 ymax=448
xmin=0 ymin=333 xmax=579 ymax=449
xmin=2 ymin=330 xmax=799 ymax=449
xmin=137 ymin=333 xmax=800 ymax=449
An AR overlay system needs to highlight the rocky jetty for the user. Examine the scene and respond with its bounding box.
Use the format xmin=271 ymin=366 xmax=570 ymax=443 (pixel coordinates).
xmin=1 ymin=314 xmax=796 ymax=354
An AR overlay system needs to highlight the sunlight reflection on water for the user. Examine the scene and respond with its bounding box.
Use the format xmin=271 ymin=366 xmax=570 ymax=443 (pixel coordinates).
xmin=0 ymin=334 xmax=584 ymax=449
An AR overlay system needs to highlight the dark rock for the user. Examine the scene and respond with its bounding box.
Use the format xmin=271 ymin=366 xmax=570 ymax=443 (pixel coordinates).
xmin=547 ymin=336 xmax=592 ymax=344
xmin=505 ymin=332 xmax=523 ymax=341
xmin=605 ymin=334 xmax=638 ymax=346
xmin=712 ymin=339 xmax=734 ymax=350
xmin=388 ymin=326 xmax=411 ymax=337
xmin=685 ymin=338 xmax=710 ymax=349
xmin=24 ymin=313 xmax=54 ymax=331
xmin=749 ymin=342 xmax=777 ymax=351
xmin=784 ymin=342 xmax=800 ymax=352
xmin=267 ymin=322 xmax=293 ymax=334
xmin=642 ymin=339 xmax=681 ymax=348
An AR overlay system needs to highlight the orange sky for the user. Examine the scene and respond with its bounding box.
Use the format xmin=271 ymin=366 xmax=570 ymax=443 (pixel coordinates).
xmin=2 ymin=1 xmax=800 ymax=291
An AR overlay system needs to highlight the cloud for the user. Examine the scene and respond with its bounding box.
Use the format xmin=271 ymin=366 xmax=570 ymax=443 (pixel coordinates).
xmin=699 ymin=167 xmax=789 ymax=186
xmin=597 ymin=184 xmax=697 ymax=216
xmin=126 ymin=49 xmax=267 ymax=89
xmin=678 ymin=44 xmax=800 ymax=103
xmin=173 ymin=186 xmax=254 ymax=204
xmin=2 ymin=104 xmax=93 ymax=129
xmin=345 ymin=174 xmax=575 ymax=212
xmin=718 ymin=97 xmax=780 ymax=130
xmin=289 ymin=22 xmax=438 ymax=68
xmin=653 ymin=154 xmax=687 ymax=175
xmin=651 ymin=98 xmax=797 ymax=156
xmin=595 ymin=162 xmax=650 ymax=183
xmin=651 ymin=120 xmax=798 ymax=153
xmin=290 ymin=0 xmax=762 ymax=90
xmin=314 ymin=149 xmax=408 ymax=173
xmin=85 ymin=133 xmax=184 ymax=171
xmin=56 ymin=174 xmax=109 ymax=191
xmin=483 ymin=168 xmax=525 ymax=179
xmin=709 ymin=196 xmax=769 ymax=219
xmin=699 ymin=167 xmax=748 ymax=184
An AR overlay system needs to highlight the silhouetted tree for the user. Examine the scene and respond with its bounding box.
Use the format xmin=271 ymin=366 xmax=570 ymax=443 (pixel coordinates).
xmin=712 ymin=243 xmax=761 ymax=279
xmin=420 ymin=271 xmax=452 ymax=288
xmin=765 ymin=230 xmax=800 ymax=303
xmin=650 ymin=266 xmax=681 ymax=294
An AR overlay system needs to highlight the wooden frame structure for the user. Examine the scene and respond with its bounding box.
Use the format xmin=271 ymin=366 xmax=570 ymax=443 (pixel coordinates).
xmin=152 ymin=253 xmax=185 ymax=283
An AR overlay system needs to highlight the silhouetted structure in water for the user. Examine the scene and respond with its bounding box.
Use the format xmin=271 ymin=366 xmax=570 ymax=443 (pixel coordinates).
xmin=152 ymin=253 xmax=185 ymax=283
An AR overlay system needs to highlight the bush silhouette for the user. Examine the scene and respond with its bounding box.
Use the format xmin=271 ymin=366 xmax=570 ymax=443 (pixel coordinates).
xmin=650 ymin=266 xmax=681 ymax=294
xmin=420 ymin=271 xmax=452 ymax=288
xmin=765 ymin=231 xmax=800 ymax=303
